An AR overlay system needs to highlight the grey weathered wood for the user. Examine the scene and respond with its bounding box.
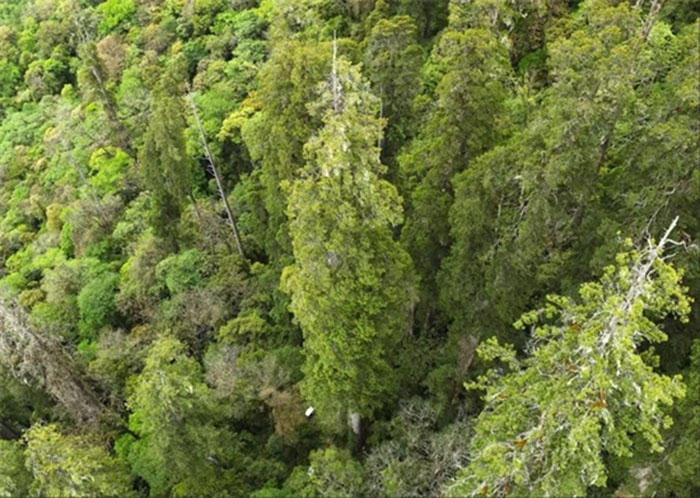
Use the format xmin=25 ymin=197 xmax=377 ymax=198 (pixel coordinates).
xmin=0 ymin=299 xmax=106 ymax=425
xmin=186 ymin=89 xmax=245 ymax=259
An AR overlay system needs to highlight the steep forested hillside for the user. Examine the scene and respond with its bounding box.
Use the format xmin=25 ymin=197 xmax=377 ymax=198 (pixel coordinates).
xmin=0 ymin=0 xmax=698 ymax=496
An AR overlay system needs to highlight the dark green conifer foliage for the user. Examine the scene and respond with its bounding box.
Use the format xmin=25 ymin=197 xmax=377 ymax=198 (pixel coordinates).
xmin=399 ymin=0 xmax=512 ymax=331
xmin=364 ymin=15 xmax=423 ymax=164
xmin=450 ymin=225 xmax=691 ymax=497
xmin=0 ymin=0 xmax=697 ymax=495
xmin=410 ymin=0 xmax=451 ymax=36
xmin=121 ymin=336 xmax=244 ymax=496
xmin=139 ymin=55 xmax=193 ymax=247
xmin=282 ymin=51 xmax=415 ymax=428
xmin=440 ymin=0 xmax=700 ymax=344
xmin=242 ymin=41 xmax=330 ymax=261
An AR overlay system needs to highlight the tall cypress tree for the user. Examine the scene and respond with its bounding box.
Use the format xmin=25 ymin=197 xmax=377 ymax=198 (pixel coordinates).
xmin=364 ymin=15 xmax=424 ymax=165
xmin=398 ymin=0 xmax=512 ymax=332
xmin=139 ymin=55 xmax=193 ymax=247
xmin=241 ymin=40 xmax=330 ymax=261
xmin=281 ymin=49 xmax=415 ymax=431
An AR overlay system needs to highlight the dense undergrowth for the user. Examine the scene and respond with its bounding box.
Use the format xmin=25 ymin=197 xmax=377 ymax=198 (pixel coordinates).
xmin=0 ymin=0 xmax=698 ymax=496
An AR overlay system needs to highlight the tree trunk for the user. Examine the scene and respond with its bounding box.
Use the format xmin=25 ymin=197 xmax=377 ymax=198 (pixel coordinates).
xmin=0 ymin=299 xmax=106 ymax=426
xmin=186 ymin=91 xmax=246 ymax=259
xmin=347 ymin=411 xmax=361 ymax=436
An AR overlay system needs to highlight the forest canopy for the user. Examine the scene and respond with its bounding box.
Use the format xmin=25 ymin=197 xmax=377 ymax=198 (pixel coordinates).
xmin=0 ymin=0 xmax=698 ymax=496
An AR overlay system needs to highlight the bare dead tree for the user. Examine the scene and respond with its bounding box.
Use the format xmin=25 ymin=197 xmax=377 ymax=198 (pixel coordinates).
xmin=0 ymin=299 xmax=106 ymax=425
xmin=77 ymin=42 xmax=133 ymax=154
xmin=331 ymin=33 xmax=342 ymax=114
xmin=185 ymin=89 xmax=246 ymax=259
xmin=637 ymin=0 xmax=665 ymax=41
xmin=597 ymin=215 xmax=679 ymax=349
xmin=46 ymin=103 xmax=113 ymax=228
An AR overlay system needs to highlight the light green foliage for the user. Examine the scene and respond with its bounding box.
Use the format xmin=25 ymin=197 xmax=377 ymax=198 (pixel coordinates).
xmin=24 ymin=57 xmax=71 ymax=100
xmin=0 ymin=58 xmax=21 ymax=99
xmin=117 ymin=66 xmax=151 ymax=136
xmin=285 ymin=447 xmax=364 ymax=498
xmin=185 ymin=0 xmax=230 ymax=37
xmin=3 ymin=245 xmax=64 ymax=297
xmin=185 ymin=78 xmax=238 ymax=162
xmin=122 ymin=336 xmax=244 ymax=497
xmin=446 ymin=0 xmax=547 ymax=32
xmin=88 ymin=147 xmax=131 ymax=195
xmin=218 ymin=309 xmax=269 ymax=344
xmin=0 ymin=439 xmax=32 ymax=497
xmin=155 ymin=249 xmax=206 ymax=296
xmin=97 ymin=0 xmax=136 ymax=35
xmin=77 ymin=271 xmax=119 ymax=341
xmin=261 ymin=0 xmax=334 ymax=40
xmin=449 ymin=238 xmax=691 ymax=497
xmin=24 ymin=424 xmax=134 ymax=498
xmin=111 ymin=192 xmax=150 ymax=247
xmin=32 ymin=257 xmax=110 ymax=340
xmin=282 ymin=55 xmax=415 ymax=426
